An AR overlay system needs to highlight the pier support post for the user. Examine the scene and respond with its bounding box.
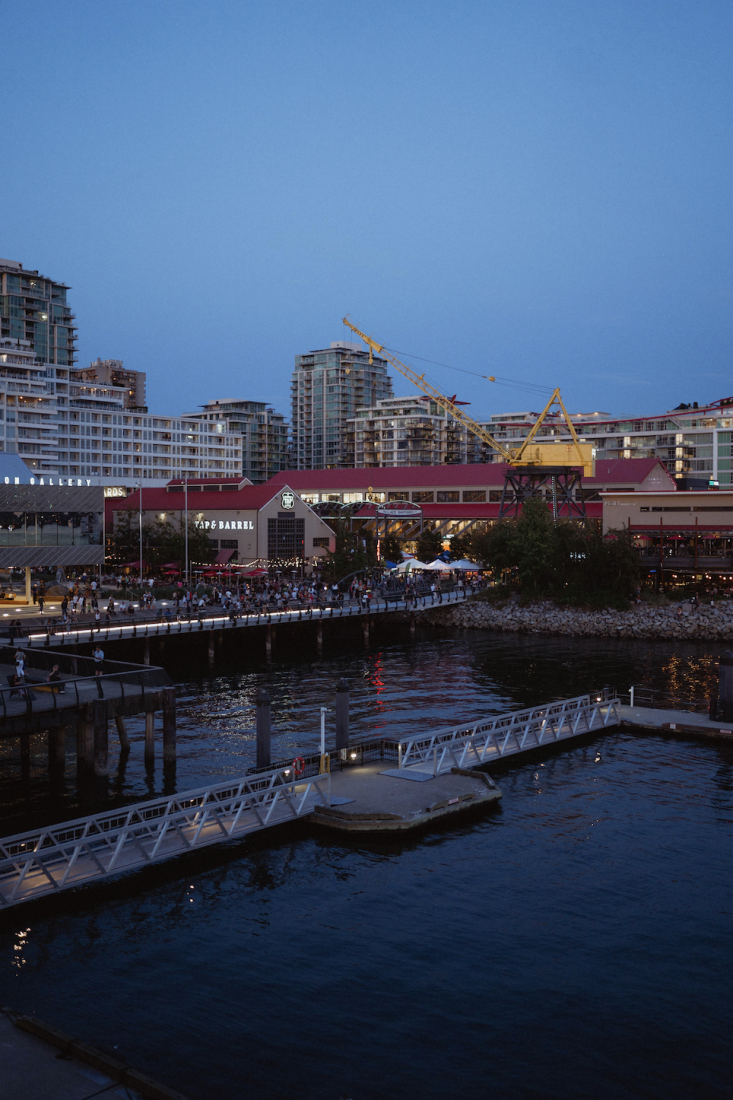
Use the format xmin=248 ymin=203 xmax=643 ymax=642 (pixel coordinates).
xmin=265 ymin=626 xmax=272 ymax=660
xmin=115 ymin=715 xmax=131 ymax=752
xmin=316 ymin=620 xmax=323 ymax=656
xmin=145 ymin=711 xmax=155 ymax=766
xmin=719 ymin=651 xmax=733 ymax=722
xmin=93 ymin=700 xmax=108 ymax=777
xmin=162 ymin=687 xmax=177 ymax=762
xmin=208 ymin=631 xmax=215 ymax=668
xmin=77 ymin=705 xmax=94 ymax=774
xmin=363 ymin=616 xmax=370 ymax=646
xmin=143 ymin=639 xmax=150 ymax=666
xmin=48 ymin=725 xmax=66 ymax=772
xmin=410 ymin=610 xmax=416 ymax=637
xmin=256 ymin=688 xmax=271 ymax=769
xmin=19 ymin=732 xmax=31 ymax=778
xmin=335 ymin=678 xmax=349 ymax=751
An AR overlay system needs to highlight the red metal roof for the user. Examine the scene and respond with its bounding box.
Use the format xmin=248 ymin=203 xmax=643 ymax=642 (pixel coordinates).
xmin=268 ymin=458 xmax=672 ymax=491
xmin=106 ymin=483 xmax=291 ymax=515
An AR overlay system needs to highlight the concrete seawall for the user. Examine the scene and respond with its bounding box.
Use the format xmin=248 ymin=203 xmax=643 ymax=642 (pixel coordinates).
xmin=422 ymin=597 xmax=733 ymax=642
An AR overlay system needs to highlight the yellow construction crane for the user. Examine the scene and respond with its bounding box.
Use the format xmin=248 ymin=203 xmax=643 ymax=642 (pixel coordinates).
xmin=342 ymin=317 xmax=594 ymax=475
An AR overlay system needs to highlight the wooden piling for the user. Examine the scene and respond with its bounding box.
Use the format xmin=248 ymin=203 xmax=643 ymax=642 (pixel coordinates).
xmin=93 ymin=700 xmax=108 ymax=777
xmin=48 ymin=726 xmax=66 ymax=771
xmin=162 ymin=687 xmax=176 ymax=762
xmin=145 ymin=711 xmax=155 ymax=766
xmin=363 ymin=616 xmax=370 ymax=646
xmin=114 ymin=715 xmax=130 ymax=752
xmin=256 ymin=688 xmax=271 ymax=769
xmin=335 ymin=678 xmax=349 ymax=750
xmin=265 ymin=625 xmax=272 ymax=659
xmin=316 ymin=620 xmax=323 ymax=656
xmin=143 ymin=639 xmax=150 ymax=666
xmin=76 ymin=705 xmax=94 ymax=774
xmin=208 ymin=631 xmax=215 ymax=668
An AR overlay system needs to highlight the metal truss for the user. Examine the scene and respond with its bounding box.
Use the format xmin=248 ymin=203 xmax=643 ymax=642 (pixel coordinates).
xmin=397 ymin=693 xmax=619 ymax=775
xmin=0 ymin=769 xmax=331 ymax=909
xmin=499 ymin=465 xmax=586 ymax=521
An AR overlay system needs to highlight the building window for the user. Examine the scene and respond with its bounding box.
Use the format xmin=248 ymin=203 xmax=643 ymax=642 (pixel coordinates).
xmin=412 ymin=491 xmax=434 ymax=503
xmin=268 ymin=516 xmax=304 ymax=560
xmin=313 ymin=536 xmax=330 ymax=548
xmin=463 ymin=490 xmax=486 ymax=502
xmin=437 ymin=491 xmax=459 ymax=502
xmin=220 ymin=538 xmax=238 ymax=549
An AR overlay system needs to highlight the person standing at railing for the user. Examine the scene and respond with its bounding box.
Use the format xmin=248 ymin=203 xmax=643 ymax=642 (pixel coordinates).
xmin=92 ymin=644 xmax=105 ymax=676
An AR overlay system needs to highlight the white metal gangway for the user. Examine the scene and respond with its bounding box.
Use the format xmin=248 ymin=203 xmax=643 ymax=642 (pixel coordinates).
xmin=395 ymin=693 xmax=619 ymax=776
xmin=0 ymin=768 xmax=331 ymax=909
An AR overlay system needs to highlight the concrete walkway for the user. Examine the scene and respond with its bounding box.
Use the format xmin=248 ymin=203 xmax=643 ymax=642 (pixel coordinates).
xmin=0 ymin=1009 xmax=188 ymax=1100
xmin=617 ymin=703 xmax=733 ymax=737
xmin=314 ymin=760 xmax=501 ymax=831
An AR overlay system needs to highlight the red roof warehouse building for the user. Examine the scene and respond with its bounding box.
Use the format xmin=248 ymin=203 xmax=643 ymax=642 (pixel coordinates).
xmin=106 ymin=478 xmax=335 ymax=568
xmin=268 ymin=459 xmax=676 ymax=534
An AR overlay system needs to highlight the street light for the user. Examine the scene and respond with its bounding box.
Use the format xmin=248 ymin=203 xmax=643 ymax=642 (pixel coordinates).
xmin=138 ymin=481 xmax=143 ymax=594
xmin=184 ymin=475 xmax=189 ymax=587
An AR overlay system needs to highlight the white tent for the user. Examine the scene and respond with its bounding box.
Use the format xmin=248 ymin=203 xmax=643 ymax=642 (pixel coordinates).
xmin=449 ymin=559 xmax=481 ymax=571
xmin=422 ymin=559 xmax=452 ymax=571
xmin=390 ymin=559 xmax=429 ymax=573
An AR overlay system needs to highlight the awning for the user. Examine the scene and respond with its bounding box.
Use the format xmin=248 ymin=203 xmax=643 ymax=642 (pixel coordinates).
xmin=0 ymin=546 xmax=105 ymax=568
xmin=214 ymin=549 xmax=235 ymax=564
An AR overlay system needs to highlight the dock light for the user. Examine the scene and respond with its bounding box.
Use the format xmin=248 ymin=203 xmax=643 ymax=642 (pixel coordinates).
xmin=596 ymin=695 xmax=602 ymax=702
xmin=283 ymin=768 xmax=292 ymax=776
xmin=350 ymin=752 xmax=357 ymax=759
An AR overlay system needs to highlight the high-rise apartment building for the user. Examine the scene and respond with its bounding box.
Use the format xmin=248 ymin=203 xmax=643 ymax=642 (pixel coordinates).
xmin=345 ymin=396 xmax=484 ymax=467
xmin=184 ymin=399 xmax=289 ymax=484
xmin=81 ymin=359 xmax=147 ymax=409
xmin=0 ymin=338 xmax=243 ymax=483
xmin=479 ymin=397 xmax=733 ymax=486
xmin=291 ymin=341 xmax=393 ymax=469
xmin=0 ymin=258 xmax=77 ymax=365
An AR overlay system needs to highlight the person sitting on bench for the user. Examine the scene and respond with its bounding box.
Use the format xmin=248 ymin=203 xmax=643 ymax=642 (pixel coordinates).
xmin=46 ymin=665 xmax=65 ymax=693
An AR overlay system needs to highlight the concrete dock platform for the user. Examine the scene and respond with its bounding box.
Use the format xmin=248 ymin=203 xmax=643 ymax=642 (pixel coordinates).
xmin=617 ymin=704 xmax=733 ymax=739
xmin=0 ymin=1007 xmax=189 ymax=1100
xmin=313 ymin=762 xmax=501 ymax=831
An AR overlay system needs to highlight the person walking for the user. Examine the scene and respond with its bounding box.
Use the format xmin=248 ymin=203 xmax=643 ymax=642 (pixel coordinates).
xmin=61 ymin=595 xmax=68 ymax=623
xmin=38 ymin=593 xmax=44 ymax=614
xmin=14 ymin=648 xmax=25 ymax=678
xmin=92 ymin=644 xmax=105 ymax=676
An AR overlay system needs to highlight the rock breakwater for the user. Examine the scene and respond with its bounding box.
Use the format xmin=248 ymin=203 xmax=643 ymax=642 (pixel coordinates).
xmin=427 ymin=597 xmax=733 ymax=641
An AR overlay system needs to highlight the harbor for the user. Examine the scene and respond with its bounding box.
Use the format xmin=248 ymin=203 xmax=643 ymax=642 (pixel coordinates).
xmin=0 ymin=627 xmax=729 ymax=1100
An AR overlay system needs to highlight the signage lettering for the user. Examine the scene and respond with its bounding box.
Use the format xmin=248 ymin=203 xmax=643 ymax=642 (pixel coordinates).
xmin=194 ymin=518 xmax=254 ymax=530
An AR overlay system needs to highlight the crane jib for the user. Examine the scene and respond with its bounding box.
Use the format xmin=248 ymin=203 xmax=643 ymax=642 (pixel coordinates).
xmin=341 ymin=317 xmax=594 ymax=476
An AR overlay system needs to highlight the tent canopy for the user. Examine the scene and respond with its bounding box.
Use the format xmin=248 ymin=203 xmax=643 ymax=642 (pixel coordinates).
xmin=390 ymin=559 xmax=429 ymax=572
xmin=449 ymin=559 xmax=481 ymax=570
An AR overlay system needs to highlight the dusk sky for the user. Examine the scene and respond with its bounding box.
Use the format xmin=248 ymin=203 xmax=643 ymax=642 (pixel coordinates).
xmin=3 ymin=0 xmax=731 ymax=421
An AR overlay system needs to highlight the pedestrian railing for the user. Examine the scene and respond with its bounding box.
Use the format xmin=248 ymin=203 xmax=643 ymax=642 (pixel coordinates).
xmin=23 ymin=588 xmax=469 ymax=648
xmin=0 ymin=767 xmax=331 ymax=908
xmin=0 ymin=665 xmax=171 ymax=722
xmin=389 ymin=693 xmax=619 ymax=775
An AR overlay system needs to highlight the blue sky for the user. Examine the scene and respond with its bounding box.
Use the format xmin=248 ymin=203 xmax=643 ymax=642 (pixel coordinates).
xmin=2 ymin=0 xmax=731 ymax=421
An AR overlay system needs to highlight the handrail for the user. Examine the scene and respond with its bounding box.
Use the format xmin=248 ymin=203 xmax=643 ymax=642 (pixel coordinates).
xmin=23 ymin=589 xmax=469 ymax=647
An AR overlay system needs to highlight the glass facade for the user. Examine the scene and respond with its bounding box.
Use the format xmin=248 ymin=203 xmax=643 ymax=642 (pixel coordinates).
xmin=0 ymin=510 xmax=102 ymax=546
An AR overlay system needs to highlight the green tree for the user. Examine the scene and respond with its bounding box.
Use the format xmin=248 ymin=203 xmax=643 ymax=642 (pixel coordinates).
xmin=322 ymin=521 xmax=376 ymax=583
xmin=381 ymin=533 xmax=404 ymax=564
xmin=415 ymin=528 xmax=443 ymax=562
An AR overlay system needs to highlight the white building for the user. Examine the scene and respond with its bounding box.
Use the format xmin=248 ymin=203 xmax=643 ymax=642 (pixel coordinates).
xmin=0 ymin=338 xmax=243 ymax=487
xmin=345 ymin=396 xmax=483 ymax=467
xmin=478 ymin=397 xmax=733 ymax=488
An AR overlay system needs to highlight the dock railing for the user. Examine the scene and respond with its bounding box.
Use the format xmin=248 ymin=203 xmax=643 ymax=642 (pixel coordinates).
xmin=0 ymin=767 xmax=331 ymax=908
xmin=23 ymin=588 xmax=468 ymax=648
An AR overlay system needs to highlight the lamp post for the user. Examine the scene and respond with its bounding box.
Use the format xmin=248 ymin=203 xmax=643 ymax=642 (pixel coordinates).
xmin=184 ymin=476 xmax=189 ymax=588
xmin=138 ymin=481 xmax=143 ymax=596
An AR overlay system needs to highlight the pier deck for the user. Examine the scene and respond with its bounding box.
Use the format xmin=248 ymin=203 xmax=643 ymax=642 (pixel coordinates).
xmin=617 ymin=703 xmax=733 ymax=739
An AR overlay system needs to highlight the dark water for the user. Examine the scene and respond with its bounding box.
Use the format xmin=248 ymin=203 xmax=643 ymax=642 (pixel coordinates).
xmin=0 ymin=629 xmax=730 ymax=1099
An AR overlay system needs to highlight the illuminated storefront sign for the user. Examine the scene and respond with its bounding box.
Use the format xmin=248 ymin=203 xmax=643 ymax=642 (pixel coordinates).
xmin=194 ymin=517 xmax=255 ymax=531
xmin=280 ymin=490 xmax=295 ymax=509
